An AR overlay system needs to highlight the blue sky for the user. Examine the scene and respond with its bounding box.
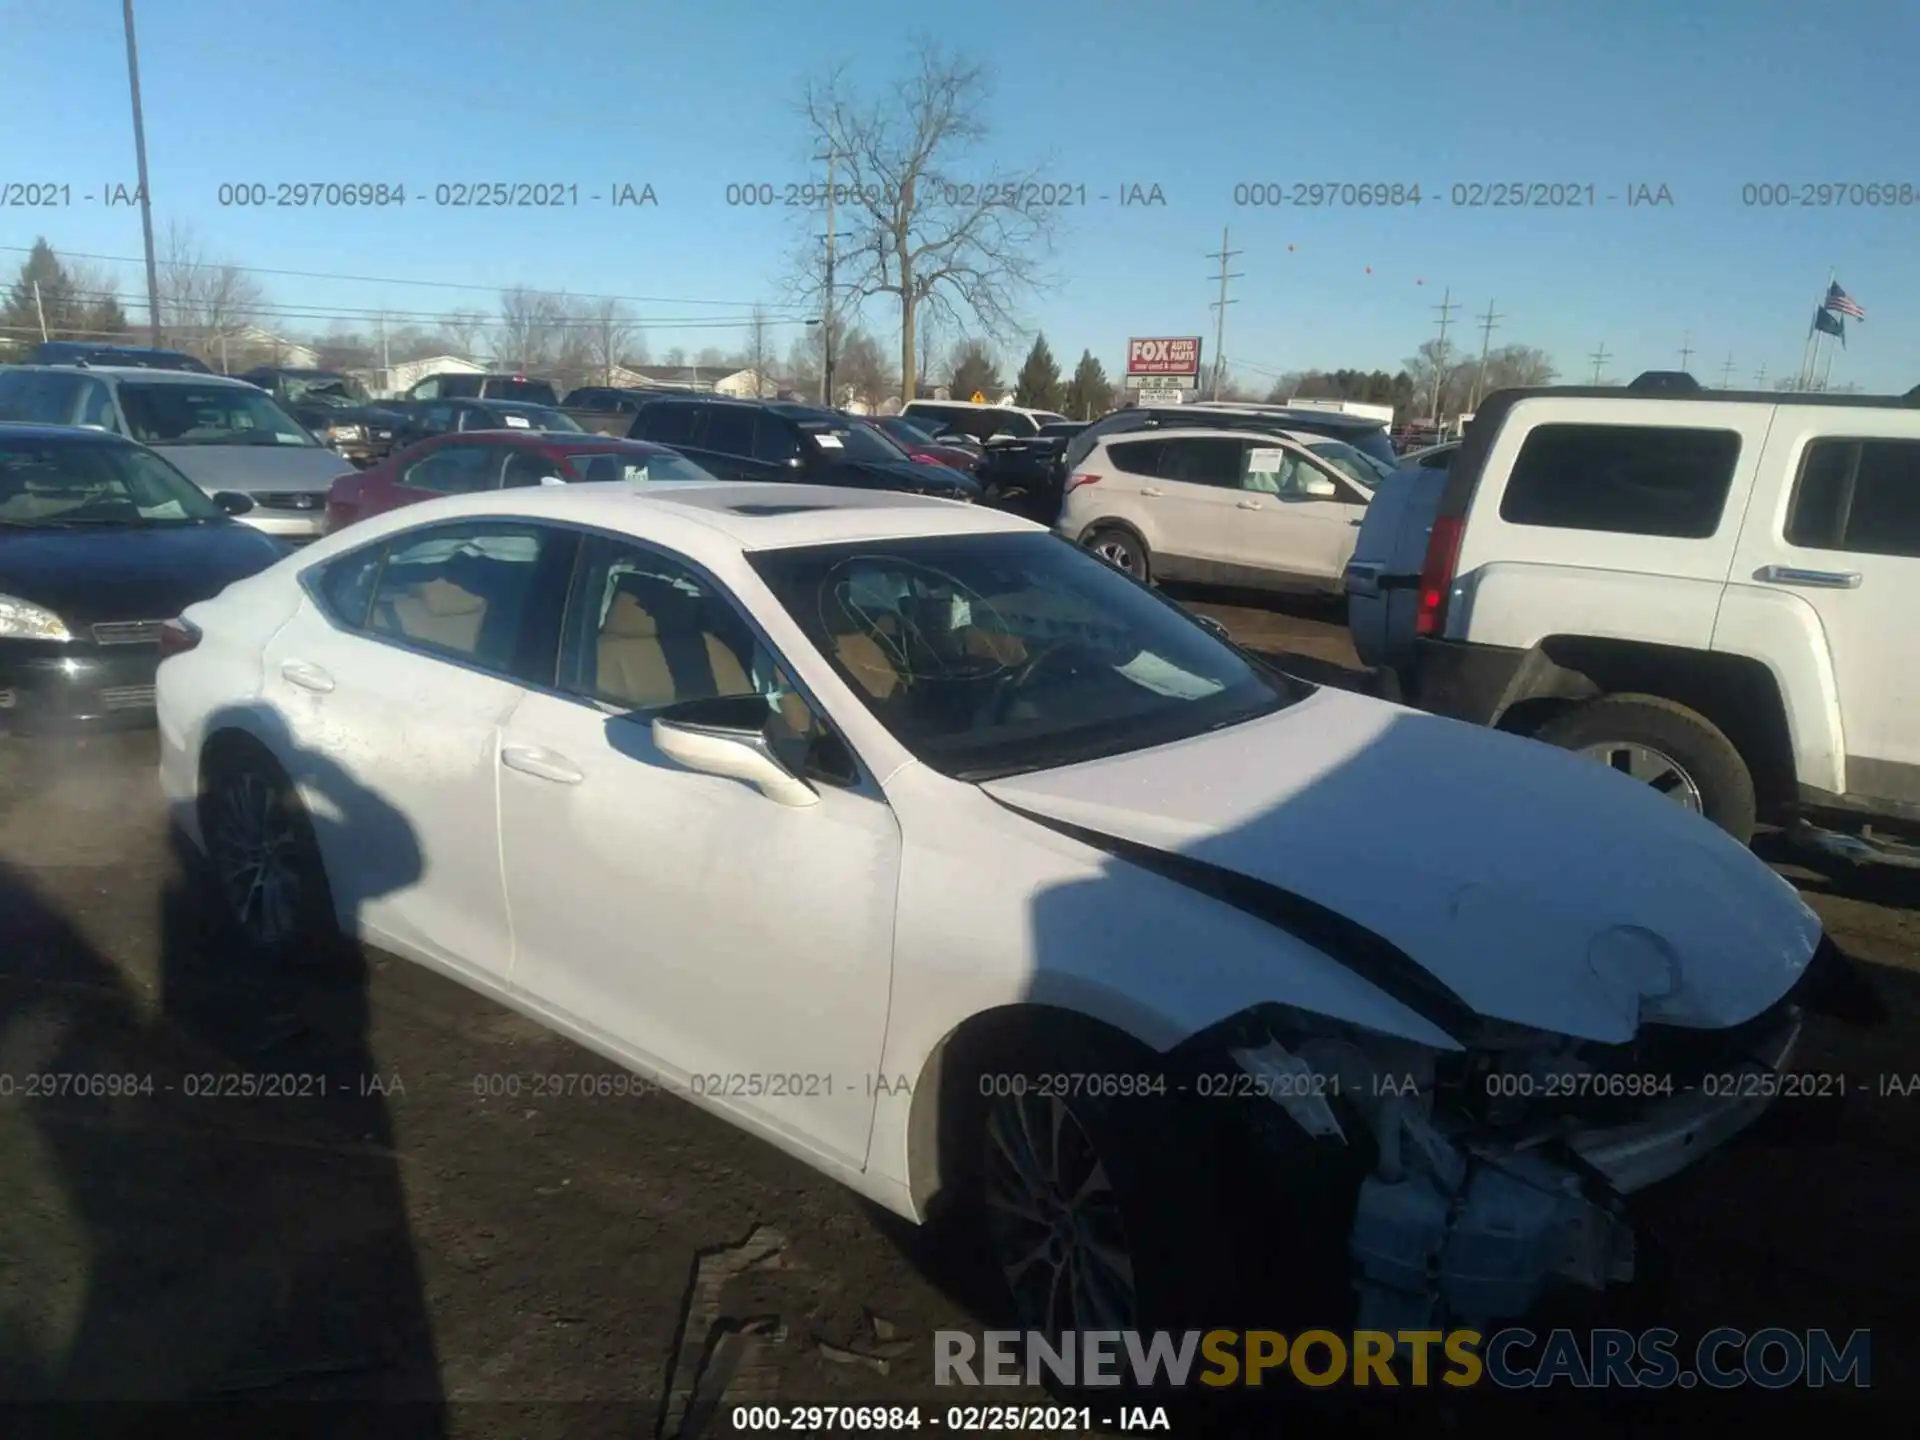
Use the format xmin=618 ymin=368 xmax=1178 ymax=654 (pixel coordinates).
xmin=4 ymin=0 xmax=1917 ymax=390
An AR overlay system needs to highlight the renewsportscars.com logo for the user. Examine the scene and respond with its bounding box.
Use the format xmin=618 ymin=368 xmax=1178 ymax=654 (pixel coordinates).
xmin=934 ymin=1328 xmax=1872 ymax=1390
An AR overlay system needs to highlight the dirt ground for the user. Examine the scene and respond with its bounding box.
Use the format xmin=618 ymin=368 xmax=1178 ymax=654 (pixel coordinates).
xmin=0 ymin=587 xmax=1914 ymax=1439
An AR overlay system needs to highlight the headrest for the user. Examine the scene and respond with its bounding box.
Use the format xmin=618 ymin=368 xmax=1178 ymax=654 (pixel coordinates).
xmin=412 ymin=577 xmax=485 ymax=617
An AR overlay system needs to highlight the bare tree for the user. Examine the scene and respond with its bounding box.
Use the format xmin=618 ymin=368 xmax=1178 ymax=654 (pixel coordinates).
xmin=494 ymin=286 xmax=566 ymax=373
xmin=741 ymin=305 xmax=777 ymax=397
xmin=577 ymin=298 xmax=636 ymax=386
xmin=156 ymin=220 xmax=264 ymax=363
xmin=791 ymin=42 xmax=1057 ymax=402
xmin=436 ymin=308 xmax=489 ymax=360
xmin=835 ymin=328 xmax=895 ymax=408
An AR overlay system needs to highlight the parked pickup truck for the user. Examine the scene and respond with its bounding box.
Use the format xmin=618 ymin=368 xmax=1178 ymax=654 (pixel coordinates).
xmin=1345 ymin=373 xmax=1920 ymax=867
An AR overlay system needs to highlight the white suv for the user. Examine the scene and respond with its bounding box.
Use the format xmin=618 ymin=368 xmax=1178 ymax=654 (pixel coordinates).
xmin=1346 ymin=375 xmax=1920 ymax=863
xmin=899 ymin=399 xmax=1067 ymax=443
xmin=1056 ymin=426 xmax=1376 ymax=591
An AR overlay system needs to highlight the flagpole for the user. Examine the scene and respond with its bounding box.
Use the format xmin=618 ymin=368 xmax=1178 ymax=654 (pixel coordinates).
xmin=1819 ymin=331 xmax=1837 ymax=391
xmin=1798 ymin=325 xmax=1817 ymax=390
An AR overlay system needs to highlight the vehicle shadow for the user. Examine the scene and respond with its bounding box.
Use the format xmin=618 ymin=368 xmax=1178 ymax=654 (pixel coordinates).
xmin=873 ymin=706 xmax=1910 ymax=1436
xmin=0 ymin=707 xmax=446 ymax=1434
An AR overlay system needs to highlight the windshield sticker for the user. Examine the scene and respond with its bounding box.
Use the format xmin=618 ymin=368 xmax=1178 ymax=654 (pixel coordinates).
xmin=1247 ymin=447 xmax=1286 ymax=472
xmin=502 ymin=414 xmax=532 ymax=428
xmin=1115 ymin=651 xmax=1228 ymax=699
xmin=814 ymin=432 xmax=844 ymax=448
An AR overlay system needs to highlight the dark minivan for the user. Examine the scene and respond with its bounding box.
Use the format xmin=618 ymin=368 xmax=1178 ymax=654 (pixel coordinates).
xmin=628 ymin=396 xmax=981 ymax=501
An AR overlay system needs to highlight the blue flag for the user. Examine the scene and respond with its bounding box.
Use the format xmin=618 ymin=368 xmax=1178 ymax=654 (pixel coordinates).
xmin=1812 ymin=306 xmax=1845 ymax=346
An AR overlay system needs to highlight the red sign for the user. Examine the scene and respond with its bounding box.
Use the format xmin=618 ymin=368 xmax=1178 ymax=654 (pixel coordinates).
xmin=1127 ymin=336 xmax=1203 ymax=377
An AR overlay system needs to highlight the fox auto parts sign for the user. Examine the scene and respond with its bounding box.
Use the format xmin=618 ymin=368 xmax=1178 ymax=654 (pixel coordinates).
xmin=1127 ymin=336 xmax=1202 ymax=378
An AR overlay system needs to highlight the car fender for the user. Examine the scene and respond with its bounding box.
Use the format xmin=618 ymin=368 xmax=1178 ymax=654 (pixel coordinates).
xmin=1710 ymin=581 xmax=1847 ymax=795
xmin=862 ymin=773 xmax=1460 ymax=1213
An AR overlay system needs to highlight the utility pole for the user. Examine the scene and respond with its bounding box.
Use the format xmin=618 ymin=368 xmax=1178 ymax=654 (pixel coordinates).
xmin=816 ymin=145 xmax=838 ymax=407
xmin=1719 ymin=353 xmax=1736 ymax=389
xmin=1468 ymin=297 xmax=1501 ymax=411
xmin=1677 ymin=332 xmax=1694 ymax=372
xmin=1753 ymin=362 xmax=1768 ymax=389
xmin=1588 ymin=342 xmax=1611 ymax=384
xmin=380 ymin=312 xmax=390 ymax=379
xmin=122 ymin=0 xmax=162 ymax=349
xmin=1205 ymin=228 xmax=1242 ymax=400
xmin=32 ymin=281 xmax=49 ymax=341
xmin=1428 ymin=285 xmax=1458 ymax=424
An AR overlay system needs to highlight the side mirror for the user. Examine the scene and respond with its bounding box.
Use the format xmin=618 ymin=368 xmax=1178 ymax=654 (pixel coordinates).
xmin=538 ymin=474 xmax=567 ymax=487
xmin=652 ymin=695 xmax=818 ymax=807
xmin=1301 ymin=475 xmax=1339 ymax=499
xmin=211 ymin=490 xmax=255 ymax=516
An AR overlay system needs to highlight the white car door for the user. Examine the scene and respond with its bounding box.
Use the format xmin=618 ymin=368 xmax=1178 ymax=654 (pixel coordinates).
xmin=495 ymin=532 xmax=901 ymax=1168
xmin=267 ymin=518 xmax=567 ymax=982
xmin=1727 ymin=422 xmax=1920 ymax=805
xmin=1224 ymin=445 xmax=1361 ymax=584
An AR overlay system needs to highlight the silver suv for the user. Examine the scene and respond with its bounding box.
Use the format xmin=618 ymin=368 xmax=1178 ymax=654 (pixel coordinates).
xmin=0 ymin=366 xmax=349 ymax=542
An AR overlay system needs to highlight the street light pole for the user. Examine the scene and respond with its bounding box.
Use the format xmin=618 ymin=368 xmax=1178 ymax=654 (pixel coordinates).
xmin=817 ymin=146 xmax=838 ymax=408
xmin=122 ymin=0 xmax=163 ymax=349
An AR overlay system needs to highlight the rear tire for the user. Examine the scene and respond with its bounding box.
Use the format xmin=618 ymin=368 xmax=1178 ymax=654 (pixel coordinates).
xmin=1534 ymin=694 xmax=1757 ymax=843
xmin=1083 ymin=525 xmax=1152 ymax=584
xmin=197 ymin=743 xmax=343 ymax=969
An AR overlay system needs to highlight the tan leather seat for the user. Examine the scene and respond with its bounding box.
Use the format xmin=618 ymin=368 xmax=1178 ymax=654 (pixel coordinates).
xmin=389 ymin=577 xmax=486 ymax=653
xmin=594 ymin=576 xmax=750 ymax=709
xmin=833 ymin=632 xmax=905 ymax=700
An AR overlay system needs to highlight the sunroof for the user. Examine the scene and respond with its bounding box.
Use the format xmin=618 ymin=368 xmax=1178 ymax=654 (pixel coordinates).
xmin=726 ymin=503 xmax=831 ymax=516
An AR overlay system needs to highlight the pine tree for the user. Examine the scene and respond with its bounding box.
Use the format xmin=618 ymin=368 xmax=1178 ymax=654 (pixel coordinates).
xmin=1014 ymin=334 xmax=1062 ymax=409
xmin=1063 ymin=350 xmax=1114 ymax=420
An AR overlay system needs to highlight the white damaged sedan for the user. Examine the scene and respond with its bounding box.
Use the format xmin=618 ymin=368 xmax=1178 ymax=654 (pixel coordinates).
xmin=155 ymin=481 xmax=1878 ymax=1342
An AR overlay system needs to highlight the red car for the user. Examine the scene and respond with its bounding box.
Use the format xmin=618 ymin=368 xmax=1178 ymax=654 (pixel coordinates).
xmin=861 ymin=414 xmax=982 ymax=472
xmin=325 ymin=430 xmax=714 ymax=533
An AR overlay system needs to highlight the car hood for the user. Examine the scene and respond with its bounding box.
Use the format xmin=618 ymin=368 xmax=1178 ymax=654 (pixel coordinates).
xmin=294 ymin=403 xmax=407 ymax=428
xmin=981 ymin=686 xmax=1822 ymax=1044
xmin=150 ymin=442 xmax=349 ymax=494
xmin=0 ymin=522 xmax=285 ymax=627
xmin=838 ymin=457 xmax=982 ymax=496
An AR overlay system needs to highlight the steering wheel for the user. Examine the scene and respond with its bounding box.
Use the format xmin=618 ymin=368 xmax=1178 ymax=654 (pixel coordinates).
xmin=984 ymin=638 xmax=1084 ymax=725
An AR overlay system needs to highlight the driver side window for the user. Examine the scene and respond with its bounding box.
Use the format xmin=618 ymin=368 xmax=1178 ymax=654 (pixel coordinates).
xmin=560 ymin=536 xmax=855 ymax=782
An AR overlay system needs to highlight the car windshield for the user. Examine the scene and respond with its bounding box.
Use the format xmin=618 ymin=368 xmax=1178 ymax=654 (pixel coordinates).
xmin=495 ymin=404 xmax=582 ymax=432
xmin=488 ymin=380 xmax=559 ymax=404
xmin=283 ymin=373 xmax=367 ymax=405
xmin=749 ymin=531 xmax=1310 ymax=780
xmin=118 ymin=382 xmax=317 ymax=446
xmin=0 ymin=438 xmax=226 ymax=526
xmin=801 ymin=420 xmax=904 ymax=463
xmin=567 ymin=449 xmax=715 ymax=483
xmin=1308 ymin=439 xmax=1392 ymax=487
xmin=879 ymin=415 xmax=937 ymax=444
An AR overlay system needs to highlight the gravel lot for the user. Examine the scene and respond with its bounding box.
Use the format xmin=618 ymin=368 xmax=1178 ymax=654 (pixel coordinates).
xmin=0 ymin=588 xmax=1913 ymax=1438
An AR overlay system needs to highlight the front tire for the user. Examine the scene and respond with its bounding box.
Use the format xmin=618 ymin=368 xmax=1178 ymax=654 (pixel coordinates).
xmin=1082 ymin=526 xmax=1152 ymax=585
xmin=1534 ymin=694 xmax=1757 ymax=843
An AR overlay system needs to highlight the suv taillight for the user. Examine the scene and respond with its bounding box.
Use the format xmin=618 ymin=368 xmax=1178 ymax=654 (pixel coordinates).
xmin=158 ymin=618 xmax=202 ymax=658
xmin=909 ymin=451 xmax=942 ymax=465
xmin=1414 ymin=514 xmax=1465 ymax=636
xmin=1064 ymin=472 xmax=1100 ymax=493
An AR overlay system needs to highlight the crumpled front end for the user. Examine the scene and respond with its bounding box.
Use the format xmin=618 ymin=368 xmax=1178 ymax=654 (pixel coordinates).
xmin=1175 ymin=936 xmax=1872 ymax=1336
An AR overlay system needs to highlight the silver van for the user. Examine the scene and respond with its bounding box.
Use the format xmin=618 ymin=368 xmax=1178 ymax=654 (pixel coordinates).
xmin=0 ymin=366 xmax=351 ymax=543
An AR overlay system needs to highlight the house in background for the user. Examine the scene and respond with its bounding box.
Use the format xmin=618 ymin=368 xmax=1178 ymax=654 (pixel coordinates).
xmin=614 ymin=363 xmax=780 ymax=399
xmin=166 ymin=324 xmax=318 ymax=372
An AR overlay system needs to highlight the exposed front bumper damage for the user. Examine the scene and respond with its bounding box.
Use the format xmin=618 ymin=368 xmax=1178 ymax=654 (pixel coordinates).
xmin=1205 ymin=992 xmax=1812 ymax=1337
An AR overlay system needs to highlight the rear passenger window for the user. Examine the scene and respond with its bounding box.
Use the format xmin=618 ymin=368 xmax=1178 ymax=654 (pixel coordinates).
xmin=703 ymin=406 xmax=756 ymax=456
xmin=1499 ymin=424 xmax=1741 ymax=539
xmin=314 ymin=545 xmax=386 ymax=629
xmin=1787 ymin=438 xmax=1920 ymax=558
xmin=1106 ymin=439 xmax=1165 ymax=477
xmin=642 ymin=403 xmax=700 ymax=446
xmin=368 ymin=522 xmax=565 ymax=677
xmin=752 ymin=414 xmax=800 ymax=463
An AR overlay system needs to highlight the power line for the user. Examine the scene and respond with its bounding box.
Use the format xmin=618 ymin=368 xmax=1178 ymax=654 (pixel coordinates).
xmin=1204 ymin=227 xmax=1242 ymax=400
xmin=0 ymin=244 xmax=797 ymax=312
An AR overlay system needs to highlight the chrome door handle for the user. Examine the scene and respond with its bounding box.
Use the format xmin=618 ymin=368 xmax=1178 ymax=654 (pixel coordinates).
xmin=1237 ymin=499 xmax=1262 ymax=510
xmin=279 ymin=660 xmax=334 ymax=693
xmin=500 ymin=745 xmax=584 ymax=785
xmin=1756 ymin=565 xmax=1862 ymax=589
xmin=1139 ymin=486 xmax=1164 ymax=497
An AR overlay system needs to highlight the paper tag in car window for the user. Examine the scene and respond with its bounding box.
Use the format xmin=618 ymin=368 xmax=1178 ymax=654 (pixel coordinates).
xmin=1247 ymin=447 xmax=1286 ymax=472
xmin=814 ymin=432 xmax=844 ymax=448
xmin=1114 ymin=652 xmax=1227 ymax=699
xmin=503 ymin=415 xmax=531 ymax=428
xmin=623 ymin=464 xmax=650 ymax=482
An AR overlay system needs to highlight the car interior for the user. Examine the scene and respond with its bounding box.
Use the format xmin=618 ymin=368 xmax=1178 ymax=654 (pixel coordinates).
xmin=589 ymin=569 xmax=753 ymax=711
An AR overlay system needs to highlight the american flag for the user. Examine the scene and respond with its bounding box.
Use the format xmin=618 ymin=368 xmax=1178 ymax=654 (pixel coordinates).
xmin=1825 ymin=282 xmax=1865 ymax=320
